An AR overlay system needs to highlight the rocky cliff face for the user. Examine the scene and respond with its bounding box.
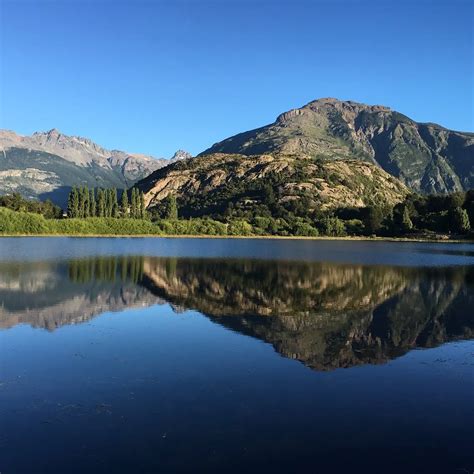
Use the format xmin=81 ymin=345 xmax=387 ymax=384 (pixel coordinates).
xmin=0 ymin=129 xmax=191 ymax=206
xmin=202 ymin=98 xmax=474 ymax=194
xmin=136 ymin=152 xmax=409 ymax=213
xmin=171 ymin=149 xmax=193 ymax=161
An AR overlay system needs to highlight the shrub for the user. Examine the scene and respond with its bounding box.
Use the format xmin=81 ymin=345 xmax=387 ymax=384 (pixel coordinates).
xmin=0 ymin=193 xmax=61 ymax=218
xmin=319 ymin=217 xmax=346 ymax=237
xmin=228 ymin=220 xmax=253 ymax=236
xmin=0 ymin=209 xmax=161 ymax=235
xmin=449 ymin=207 xmax=471 ymax=234
xmin=291 ymin=219 xmax=319 ymax=237
xmin=0 ymin=208 xmax=51 ymax=233
xmin=363 ymin=206 xmax=385 ymax=234
xmin=344 ymin=219 xmax=364 ymax=235
xmin=55 ymin=217 xmax=161 ymax=235
xmin=155 ymin=218 xmax=228 ymax=235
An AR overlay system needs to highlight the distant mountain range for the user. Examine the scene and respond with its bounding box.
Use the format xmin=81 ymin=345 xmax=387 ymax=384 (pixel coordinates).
xmin=1 ymin=98 xmax=472 ymax=211
xmin=203 ymin=98 xmax=474 ymax=194
xmin=0 ymin=128 xmax=192 ymax=207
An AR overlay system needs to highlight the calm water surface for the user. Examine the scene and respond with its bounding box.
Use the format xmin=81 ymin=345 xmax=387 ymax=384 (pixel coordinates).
xmin=0 ymin=238 xmax=473 ymax=473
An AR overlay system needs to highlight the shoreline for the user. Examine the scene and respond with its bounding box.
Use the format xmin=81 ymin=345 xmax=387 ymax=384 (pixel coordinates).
xmin=0 ymin=233 xmax=473 ymax=243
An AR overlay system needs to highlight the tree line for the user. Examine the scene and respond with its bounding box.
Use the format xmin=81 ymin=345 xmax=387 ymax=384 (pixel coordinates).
xmin=153 ymin=184 xmax=474 ymax=238
xmin=67 ymin=186 xmax=147 ymax=219
xmin=1 ymin=186 xmax=473 ymax=238
xmin=0 ymin=192 xmax=62 ymax=218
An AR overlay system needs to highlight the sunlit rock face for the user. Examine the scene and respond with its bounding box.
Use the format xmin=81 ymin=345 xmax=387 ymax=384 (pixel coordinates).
xmin=0 ymin=257 xmax=472 ymax=370
xmin=202 ymin=98 xmax=474 ymax=194
xmin=136 ymin=152 xmax=409 ymax=214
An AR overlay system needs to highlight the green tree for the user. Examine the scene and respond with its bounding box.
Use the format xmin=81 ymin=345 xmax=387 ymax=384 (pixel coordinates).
xmin=121 ymin=190 xmax=129 ymax=217
xmin=104 ymin=188 xmax=111 ymax=217
xmin=97 ymin=189 xmax=106 ymax=217
xmin=320 ymin=216 xmax=346 ymax=236
xmin=130 ymin=188 xmax=138 ymax=218
xmin=66 ymin=190 xmax=72 ymax=217
xmin=394 ymin=204 xmax=413 ymax=233
xmin=262 ymin=184 xmax=275 ymax=207
xmin=111 ymin=188 xmax=119 ymax=218
xmin=468 ymin=201 xmax=474 ymax=224
xmin=401 ymin=206 xmax=413 ymax=232
xmin=450 ymin=207 xmax=471 ymax=234
xmin=68 ymin=187 xmax=80 ymax=218
xmin=228 ymin=219 xmax=252 ymax=235
xmin=446 ymin=192 xmax=466 ymax=210
xmin=364 ymin=206 xmax=384 ymax=234
xmin=78 ymin=186 xmax=84 ymax=218
xmin=0 ymin=192 xmax=27 ymax=212
xmin=77 ymin=187 xmax=83 ymax=218
xmin=89 ymin=188 xmax=96 ymax=217
xmin=165 ymin=195 xmax=178 ymax=219
xmin=292 ymin=219 xmax=319 ymax=236
xmin=82 ymin=186 xmax=90 ymax=218
xmin=140 ymin=191 xmax=147 ymax=219
xmin=67 ymin=188 xmax=74 ymax=218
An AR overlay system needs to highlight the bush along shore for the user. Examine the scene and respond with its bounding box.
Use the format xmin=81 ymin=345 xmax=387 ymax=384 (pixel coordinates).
xmin=0 ymin=189 xmax=473 ymax=239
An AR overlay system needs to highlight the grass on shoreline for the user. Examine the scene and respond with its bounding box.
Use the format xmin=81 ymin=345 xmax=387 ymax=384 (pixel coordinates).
xmin=0 ymin=207 xmax=472 ymax=243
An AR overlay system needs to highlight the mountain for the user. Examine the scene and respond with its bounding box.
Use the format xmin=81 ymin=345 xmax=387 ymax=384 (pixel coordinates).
xmin=0 ymin=129 xmax=191 ymax=207
xmin=202 ymin=98 xmax=474 ymax=194
xmin=137 ymin=152 xmax=409 ymax=215
xmin=171 ymin=149 xmax=193 ymax=161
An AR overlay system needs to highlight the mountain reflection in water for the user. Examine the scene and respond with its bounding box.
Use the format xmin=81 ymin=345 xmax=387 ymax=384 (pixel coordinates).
xmin=0 ymin=256 xmax=472 ymax=371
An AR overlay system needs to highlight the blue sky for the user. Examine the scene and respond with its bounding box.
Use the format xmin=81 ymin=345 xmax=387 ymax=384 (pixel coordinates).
xmin=0 ymin=0 xmax=472 ymax=157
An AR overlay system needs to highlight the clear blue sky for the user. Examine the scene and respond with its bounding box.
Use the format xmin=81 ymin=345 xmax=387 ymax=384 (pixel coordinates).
xmin=0 ymin=0 xmax=472 ymax=157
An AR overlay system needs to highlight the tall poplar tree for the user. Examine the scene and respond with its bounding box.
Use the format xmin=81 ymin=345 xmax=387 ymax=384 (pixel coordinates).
xmin=83 ymin=186 xmax=90 ymax=218
xmin=111 ymin=188 xmax=119 ymax=218
xmin=104 ymin=189 xmax=110 ymax=217
xmin=77 ymin=187 xmax=83 ymax=218
xmin=67 ymin=187 xmax=74 ymax=218
xmin=167 ymin=195 xmax=178 ymax=220
xmin=121 ymin=190 xmax=129 ymax=217
xmin=140 ymin=191 xmax=146 ymax=219
xmin=67 ymin=186 xmax=80 ymax=218
xmin=78 ymin=186 xmax=84 ymax=218
xmin=130 ymin=188 xmax=137 ymax=218
xmin=97 ymin=189 xmax=106 ymax=217
xmin=89 ymin=188 xmax=96 ymax=217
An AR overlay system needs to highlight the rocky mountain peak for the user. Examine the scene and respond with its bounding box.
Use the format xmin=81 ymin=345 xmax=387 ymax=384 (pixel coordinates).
xmin=33 ymin=128 xmax=64 ymax=141
xmin=171 ymin=149 xmax=193 ymax=161
xmin=304 ymin=98 xmax=392 ymax=115
xmin=202 ymin=97 xmax=473 ymax=194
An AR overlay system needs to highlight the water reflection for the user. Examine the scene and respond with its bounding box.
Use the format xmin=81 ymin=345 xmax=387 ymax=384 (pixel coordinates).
xmin=1 ymin=256 xmax=473 ymax=370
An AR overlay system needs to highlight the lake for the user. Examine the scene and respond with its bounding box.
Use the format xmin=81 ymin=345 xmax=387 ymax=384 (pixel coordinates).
xmin=0 ymin=237 xmax=473 ymax=473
